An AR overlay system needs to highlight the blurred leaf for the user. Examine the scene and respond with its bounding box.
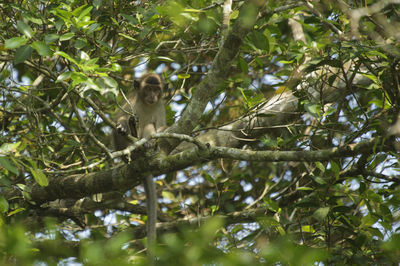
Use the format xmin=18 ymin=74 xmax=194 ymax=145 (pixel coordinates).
xmin=315 ymin=162 xmax=325 ymax=172
xmin=4 ymin=37 xmax=27 ymax=49
xmin=313 ymin=207 xmax=330 ymax=221
xmin=310 ymin=175 xmax=327 ymax=185
xmin=0 ymin=156 xmax=19 ymax=175
xmin=30 ymin=168 xmax=48 ymax=187
xmin=7 ymin=208 xmax=26 ymax=216
xmin=178 ymin=73 xmax=190 ymax=79
xmin=239 ymin=57 xmax=249 ymax=74
xmin=275 ymin=86 xmax=288 ymax=94
xmin=304 ymin=101 xmax=321 ymax=117
xmin=44 ymin=34 xmax=59 ymax=44
xmin=59 ymin=32 xmax=75 ymax=41
xmin=301 ymin=225 xmax=315 ymax=233
xmin=31 ymin=41 xmax=52 ymax=56
xmin=17 ymin=21 xmax=34 ymax=38
xmin=361 ymin=214 xmax=378 ymax=228
xmin=362 ymin=73 xmax=378 ymax=84
xmin=14 ymin=45 xmax=32 ymax=64
xmin=56 ymin=71 xmax=73 ymax=82
xmin=162 ymin=191 xmax=175 ymax=201
xmin=55 ymin=51 xmax=79 ymax=66
xmin=297 ymin=186 xmax=313 ymax=191
xmin=247 ymin=30 xmax=269 ymax=51
xmin=0 ymin=196 xmax=9 ymax=213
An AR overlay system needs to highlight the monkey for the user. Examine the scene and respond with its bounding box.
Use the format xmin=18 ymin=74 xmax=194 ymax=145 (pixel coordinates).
xmin=113 ymin=73 xmax=167 ymax=150
xmin=112 ymin=73 xmax=167 ymax=263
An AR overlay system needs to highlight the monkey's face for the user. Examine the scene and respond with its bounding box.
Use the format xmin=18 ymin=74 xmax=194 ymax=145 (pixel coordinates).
xmin=142 ymin=85 xmax=162 ymax=105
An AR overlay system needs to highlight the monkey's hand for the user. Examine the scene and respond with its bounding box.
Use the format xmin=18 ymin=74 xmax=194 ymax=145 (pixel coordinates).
xmin=116 ymin=122 xmax=129 ymax=136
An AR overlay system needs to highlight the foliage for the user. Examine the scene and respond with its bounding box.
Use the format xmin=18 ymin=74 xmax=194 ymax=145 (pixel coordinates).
xmin=1 ymin=0 xmax=400 ymax=265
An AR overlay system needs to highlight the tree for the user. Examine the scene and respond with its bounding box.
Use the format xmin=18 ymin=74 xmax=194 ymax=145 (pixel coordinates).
xmin=1 ymin=0 xmax=400 ymax=265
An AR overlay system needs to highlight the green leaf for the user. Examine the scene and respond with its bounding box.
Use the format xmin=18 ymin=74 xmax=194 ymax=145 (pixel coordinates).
xmin=118 ymin=33 xmax=136 ymax=41
xmin=96 ymin=76 xmax=118 ymax=90
xmin=177 ymin=74 xmax=190 ymax=79
xmin=121 ymin=14 xmax=138 ymax=25
xmin=55 ymin=51 xmax=79 ymax=66
xmin=30 ymin=168 xmax=48 ymax=187
xmin=77 ymin=6 xmax=93 ymax=20
xmin=17 ymin=21 xmax=34 ymax=38
xmin=0 ymin=142 xmax=21 ymax=154
xmin=111 ymin=63 xmax=122 ymax=72
xmin=313 ymin=207 xmax=330 ymax=221
xmin=315 ymin=162 xmax=325 ymax=172
xmin=74 ymin=38 xmax=88 ymax=49
xmin=162 ymin=191 xmax=176 ymax=201
xmin=301 ymin=225 xmax=315 ymax=233
xmin=72 ymin=4 xmax=88 ymax=17
xmin=56 ymin=71 xmax=73 ymax=82
xmin=239 ymin=57 xmax=249 ymax=74
xmin=362 ymin=74 xmax=378 ymax=84
xmin=71 ymin=72 xmax=89 ymax=86
xmin=31 ymin=41 xmax=52 ymax=56
xmin=230 ymin=10 xmax=239 ymax=20
xmin=297 ymin=186 xmax=313 ymax=191
xmin=248 ymin=30 xmax=269 ymax=51
xmin=310 ymin=175 xmax=327 ymax=185
xmin=14 ymin=45 xmax=32 ymax=64
xmin=53 ymin=8 xmax=73 ymax=20
xmin=60 ymin=32 xmax=75 ymax=41
xmin=361 ymin=213 xmax=378 ymax=227
xmin=157 ymin=56 xmax=174 ymax=62
xmin=44 ymin=34 xmax=59 ymax=44
xmin=7 ymin=208 xmax=25 ymax=216
xmin=4 ymin=37 xmax=27 ymax=49
xmin=24 ymin=13 xmax=42 ymax=24
xmin=304 ymin=102 xmax=321 ymax=117
xmin=7 ymin=207 xmax=25 ymax=216
xmin=0 ymin=196 xmax=9 ymax=213
xmin=330 ymin=161 xmax=340 ymax=179
xmin=0 ymin=156 xmax=19 ymax=175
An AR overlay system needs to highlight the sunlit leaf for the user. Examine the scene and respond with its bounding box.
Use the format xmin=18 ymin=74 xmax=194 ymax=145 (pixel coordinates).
xmin=162 ymin=191 xmax=175 ymax=201
xmin=30 ymin=168 xmax=48 ymax=187
xmin=56 ymin=71 xmax=73 ymax=82
xmin=177 ymin=73 xmax=190 ymax=79
xmin=17 ymin=21 xmax=34 ymax=38
xmin=55 ymin=51 xmax=79 ymax=66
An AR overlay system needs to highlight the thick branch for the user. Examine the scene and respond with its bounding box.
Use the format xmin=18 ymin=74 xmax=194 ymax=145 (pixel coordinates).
xmin=29 ymin=135 xmax=384 ymax=204
xmin=165 ymin=1 xmax=266 ymax=151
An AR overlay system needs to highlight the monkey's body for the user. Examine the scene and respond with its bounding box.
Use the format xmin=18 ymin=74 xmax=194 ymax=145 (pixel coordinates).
xmin=112 ymin=73 xmax=167 ymax=263
xmin=113 ymin=90 xmax=166 ymax=148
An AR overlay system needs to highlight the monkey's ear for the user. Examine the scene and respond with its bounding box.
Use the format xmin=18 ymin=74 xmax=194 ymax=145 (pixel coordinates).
xmin=134 ymin=80 xmax=140 ymax=89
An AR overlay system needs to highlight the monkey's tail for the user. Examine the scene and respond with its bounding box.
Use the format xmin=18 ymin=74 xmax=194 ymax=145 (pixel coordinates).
xmin=143 ymin=174 xmax=157 ymax=264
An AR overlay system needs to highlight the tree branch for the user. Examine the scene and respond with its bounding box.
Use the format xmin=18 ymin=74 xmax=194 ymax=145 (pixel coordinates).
xmin=29 ymin=135 xmax=385 ymax=204
xmin=165 ymin=0 xmax=266 ymax=151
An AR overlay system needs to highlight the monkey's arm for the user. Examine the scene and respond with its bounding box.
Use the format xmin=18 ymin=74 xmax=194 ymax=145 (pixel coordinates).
xmin=128 ymin=115 xmax=138 ymax=138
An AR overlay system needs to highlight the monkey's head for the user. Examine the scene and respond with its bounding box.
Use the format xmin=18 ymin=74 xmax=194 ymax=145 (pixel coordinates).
xmin=134 ymin=74 xmax=167 ymax=105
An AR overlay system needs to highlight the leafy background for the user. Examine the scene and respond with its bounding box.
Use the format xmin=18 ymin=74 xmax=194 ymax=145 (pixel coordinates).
xmin=1 ymin=0 xmax=400 ymax=265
